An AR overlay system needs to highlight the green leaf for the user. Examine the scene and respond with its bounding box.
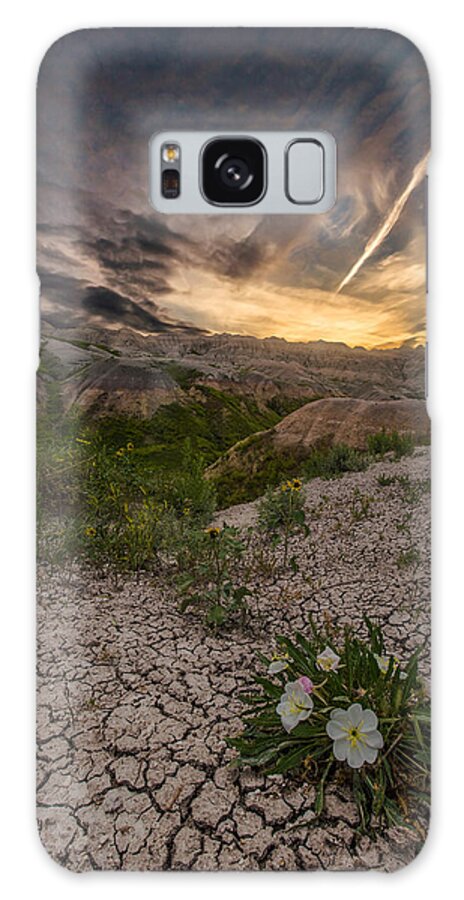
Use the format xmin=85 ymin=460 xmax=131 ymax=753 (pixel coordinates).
xmin=272 ymin=744 xmax=312 ymax=774
xmin=176 ymin=573 xmax=195 ymax=592
xmin=315 ymin=759 xmax=333 ymax=816
xmin=206 ymin=604 xmax=226 ymax=626
xmin=254 ymin=676 xmax=283 ymax=698
xmin=179 ymin=593 xmax=201 ymax=612
xmin=238 ymin=745 xmax=283 ymax=767
xmin=289 ymin=556 xmax=299 ymax=575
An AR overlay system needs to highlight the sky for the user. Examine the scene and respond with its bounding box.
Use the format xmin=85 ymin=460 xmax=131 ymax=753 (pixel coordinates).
xmin=37 ymin=28 xmax=430 ymax=349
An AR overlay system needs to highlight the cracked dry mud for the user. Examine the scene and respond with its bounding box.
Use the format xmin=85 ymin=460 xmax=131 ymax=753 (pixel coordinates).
xmin=37 ymin=449 xmax=430 ymax=872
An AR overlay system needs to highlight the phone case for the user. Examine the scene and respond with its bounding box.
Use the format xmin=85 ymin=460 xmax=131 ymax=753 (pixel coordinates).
xmin=37 ymin=28 xmax=431 ymax=872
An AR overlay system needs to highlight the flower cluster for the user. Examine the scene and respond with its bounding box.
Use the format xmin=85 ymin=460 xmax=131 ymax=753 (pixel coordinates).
xmin=228 ymin=621 xmax=430 ymax=830
xmin=271 ymin=642 xmax=384 ymax=769
xmin=280 ymin=478 xmax=302 ymax=494
xmin=115 ymin=441 xmax=135 ymax=458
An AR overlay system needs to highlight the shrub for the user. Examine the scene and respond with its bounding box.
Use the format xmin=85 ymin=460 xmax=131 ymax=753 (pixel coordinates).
xmin=227 ymin=617 xmax=430 ymax=833
xmin=303 ymin=444 xmax=368 ymax=479
xmin=177 ymin=525 xmax=251 ymax=627
xmin=258 ymin=478 xmax=309 ymax=567
xmin=38 ymin=424 xmax=217 ymax=574
xmin=367 ymin=430 xmax=415 ymax=459
xmin=155 ymin=441 xmax=216 ymax=523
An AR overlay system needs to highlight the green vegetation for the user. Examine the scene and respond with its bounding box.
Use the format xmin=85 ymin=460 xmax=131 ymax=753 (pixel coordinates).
xmin=227 ymin=617 xmax=430 ymax=834
xmin=178 ymin=525 xmax=251 ymax=627
xmin=377 ymin=473 xmax=431 ymax=505
xmin=160 ymin=362 xmax=204 ymax=390
xmin=38 ymin=361 xmax=427 ymax=590
xmin=303 ymin=444 xmax=368 ymax=479
xmin=91 ymin=386 xmax=281 ymax=470
xmin=213 ymin=442 xmax=369 ymax=508
xmin=350 ymin=488 xmax=373 ymax=522
xmin=367 ymin=430 xmax=415 ymax=459
xmin=212 ymin=431 xmax=422 ymax=507
xmin=258 ymin=478 xmax=309 ymax=568
xmin=377 ymin=473 xmax=397 ymax=487
xmin=397 ymin=547 xmax=421 ymax=570
xmin=212 ymin=436 xmax=302 ymax=508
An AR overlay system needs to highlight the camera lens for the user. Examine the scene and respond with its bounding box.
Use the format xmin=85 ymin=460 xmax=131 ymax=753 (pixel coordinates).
xmin=202 ymin=138 xmax=266 ymax=205
xmin=218 ymin=157 xmax=251 ymax=190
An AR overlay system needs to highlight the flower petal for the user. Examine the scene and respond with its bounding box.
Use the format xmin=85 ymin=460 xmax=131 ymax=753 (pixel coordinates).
xmin=362 ymin=744 xmax=379 ymax=765
xmin=333 ymin=739 xmax=348 ymax=761
xmin=364 ymin=729 xmax=384 ymax=749
xmin=281 ymin=712 xmax=300 ymax=733
xmin=276 ymin=698 xmax=291 ymax=716
xmin=298 ymin=676 xmax=314 ymax=695
xmin=330 ymin=708 xmax=348 ymax=724
xmin=288 ymin=682 xmax=313 ymax=710
xmin=347 ymin=703 xmax=363 ymax=726
xmin=269 ymin=660 xmax=288 ymax=674
xmin=316 ymin=647 xmax=340 ymax=671
xmin=326 ymin=720 xmax=346 ymax=740
xmin=359 ymin=709 xmax=378 ymax=732
xmin=346 ymin=743 xmax=365 ymax=768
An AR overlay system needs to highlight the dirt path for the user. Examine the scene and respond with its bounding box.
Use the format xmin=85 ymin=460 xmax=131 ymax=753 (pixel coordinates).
xmin=37 ymin=449 xmax=430 ymax=871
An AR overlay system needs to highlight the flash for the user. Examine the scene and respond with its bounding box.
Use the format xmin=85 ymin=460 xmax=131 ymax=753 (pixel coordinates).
xmin=162 ymin=143 xmax=180 ymax=163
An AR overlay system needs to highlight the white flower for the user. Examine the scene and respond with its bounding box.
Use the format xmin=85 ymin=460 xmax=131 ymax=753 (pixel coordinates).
xmin=316 ymin=646 xmax=340 ymax=672
xmin=268 ymin=658 xmax=289 ymax=675
xmin=326 ymin=702 xmax=384 ymax=769
xmin=375 ymin=654 xmax=407 ymax=680
xmin=276 ymin=680 xmax=314 ymax=733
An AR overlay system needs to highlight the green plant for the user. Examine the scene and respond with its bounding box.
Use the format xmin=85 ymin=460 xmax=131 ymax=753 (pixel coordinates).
xmin=303 ymin=444 xmax=368 ymax=479
xmin=155 ymin=440 xmax=216 ymax=523
xmin=37 ymin=414 xmax=219 ymax=574
xmin=377 ymin=473 xmax=397 ymax=487
xmin=227 ymin=617 xmax=430 ymax=834
xmin=350 ymin=488 xmax=372 ymax=521
xmin=258 ymin=478 xmax=309 ymax=568
xmin=367 ymin=430 xmax=415 ymax=459
xmin=177 ymin=525 xmax=251 ymax=627
xmin=397 ymin=547 xmax=421 ymax=570
xmin=396 ymin=475 xmax=431 ymax=506
xmin=212 ymin=441 xmax=369 ymax=509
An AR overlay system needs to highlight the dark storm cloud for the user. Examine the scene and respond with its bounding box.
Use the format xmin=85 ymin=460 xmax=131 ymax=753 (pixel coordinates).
xmin=81 ymin=287 xmax=177 ymax=332
xmin=37 ymin=186 xmax=201 ymax=330
xmin=208 ymin=238 xmax=270 ymax=282
xmin=39 ymin=270 xmax=204 ymax=333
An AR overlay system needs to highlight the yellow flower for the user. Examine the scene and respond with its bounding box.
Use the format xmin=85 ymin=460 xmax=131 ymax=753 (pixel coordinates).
xmin=116 ymin=448 xmax=125 ymax=457
xmin=205 ymin=526 xmax=221 ymax=538
xmin=292 ymin=478 xmax=302 ymax=492
xmin=126 ymin=442 xmax=134 ymax=452
xmin=85 ymin=526 xmax=96 ymax=537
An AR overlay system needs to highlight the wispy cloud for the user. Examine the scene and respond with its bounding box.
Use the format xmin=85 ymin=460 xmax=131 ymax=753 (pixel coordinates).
xmin=335 ymin=154 xmax=428 ymax=295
